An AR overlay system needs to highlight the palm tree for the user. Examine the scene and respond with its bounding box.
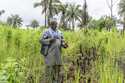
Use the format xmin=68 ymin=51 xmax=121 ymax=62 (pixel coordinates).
xmin=58 ymin=4 xmax=68 ymax=29
xmin=65 ymin=4 xmax=81 ymax=30
xmin=34 ymin=0 xmax=60 ymax=27
xmin=78 ymin=0 xmax=89 ymax=28
xmin=0 ymin=10 xmax=5 ymax=16
xmin=30 ymin=20 xmax=39 ymax=28
xmin=119 ymin=0 xmax=125 ymax=30
xmin=7 ymin=14 xmax=23 ymax=28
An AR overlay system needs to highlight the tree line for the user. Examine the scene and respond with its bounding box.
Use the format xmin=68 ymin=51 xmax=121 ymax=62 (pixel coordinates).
xmin=34 ymin=0 xmax=89 ymax=30
xmin=0 ymin=0 xmax=125 ymax=30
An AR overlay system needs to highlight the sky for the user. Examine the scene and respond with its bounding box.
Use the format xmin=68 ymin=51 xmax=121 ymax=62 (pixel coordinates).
xmin=0 ymin=0 xmax=120 ymax=26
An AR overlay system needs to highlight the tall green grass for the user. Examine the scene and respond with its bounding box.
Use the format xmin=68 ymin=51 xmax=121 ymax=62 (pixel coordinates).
xmin=0 ymin=25 xmax=125 ymax=83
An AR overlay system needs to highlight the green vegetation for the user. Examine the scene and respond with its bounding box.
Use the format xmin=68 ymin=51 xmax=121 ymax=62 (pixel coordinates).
xmin=0 ymin=0 xmax=125 ymax=83
xmin=0 ymin=10 xmax=5 ymax=16
xmin=34 ymin=0 xmax=90 ymax=30
xmin=34 ymin=0 xmax=61 ymax=28
xmin=0 ymin=25 xmax=125 ymax=83
xmin=119 ymin=0 xmax=125 ymax=30
xmin=29 ymin=20 xmax=39 ymax=28
xmin=7 ymin=14 xmax=23 ymax=28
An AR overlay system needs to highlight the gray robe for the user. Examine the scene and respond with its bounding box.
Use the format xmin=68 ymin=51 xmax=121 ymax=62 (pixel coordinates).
xmin=40 ymin=28 xmax=64 ymax=66
xmin=45 ymin=39 xmax=62 ymax=66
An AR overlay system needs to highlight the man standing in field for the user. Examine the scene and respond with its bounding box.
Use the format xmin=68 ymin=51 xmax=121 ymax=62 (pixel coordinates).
xmin=39 ymin=18 xmax=68 ymax=83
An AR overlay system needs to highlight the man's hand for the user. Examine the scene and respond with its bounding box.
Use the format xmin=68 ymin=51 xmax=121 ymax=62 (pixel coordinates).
xmin=50 ymin=38 xmax=56 ymax=43
xmin=62 ymin=42 xmax=68 ymax=48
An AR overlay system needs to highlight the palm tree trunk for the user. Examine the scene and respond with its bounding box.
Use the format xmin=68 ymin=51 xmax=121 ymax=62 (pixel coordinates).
xmin=45 ymin=3 xmax=47 ymax=28
xmin=59 ymin=10 xmax=66 ymax=28
xmin=48 ymin=0 xmax=53 ymax=25
xmin=68 ymin=22 xmax=71 ymax=30
xmin=48 ymin=15 xmax=50 ymax=26
xmin=122 ymin=16 xmax=125 ymax=35
xmin=59 ymin=16 xmax=63 ymax=28
xmin=123 ymin=21 xmax=125 ymax=31
xmin=49 ymin=0 xmax=52 ymax=16
xmin=59 ymin=14 xmax=64 ymax=28
xmin=110 ymin=0 xmax=113 ymax=19
xmin=72 ymin=19 xmax=75 ymax=31
xmin=45 ymin=13 xmax=47 ymax=28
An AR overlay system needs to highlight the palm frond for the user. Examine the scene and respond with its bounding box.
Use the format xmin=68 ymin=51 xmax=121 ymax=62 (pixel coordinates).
xmin=34 ymin=2 xmax=42 ymax=8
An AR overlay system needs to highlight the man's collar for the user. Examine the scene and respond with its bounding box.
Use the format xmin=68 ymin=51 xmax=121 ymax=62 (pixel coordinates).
xmin=49 ymin=27 xmax=57 ymax=32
